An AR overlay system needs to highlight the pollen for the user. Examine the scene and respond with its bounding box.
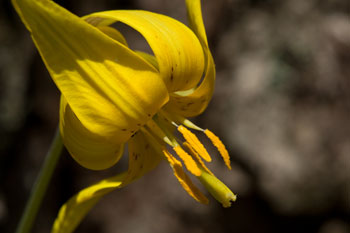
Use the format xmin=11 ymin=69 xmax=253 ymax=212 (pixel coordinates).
xmin=178 ymin=125 xmax=212 ymax=162
xmin=182 ymin=142 xmax=213 ymax=175
xmin=204 ymin=129 xmax=231 ymax=170
xmin=173 ymin=145 xmax=201 ymax=176
xmin=162 ymin=149 xmax=208 ymax=204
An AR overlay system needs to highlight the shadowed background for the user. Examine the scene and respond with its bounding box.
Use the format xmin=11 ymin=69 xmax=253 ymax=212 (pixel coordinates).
xmin=0 ymin=0 xmax=349 ymax=232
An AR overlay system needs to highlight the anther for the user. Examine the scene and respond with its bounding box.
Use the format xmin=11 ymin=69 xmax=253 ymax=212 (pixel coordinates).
xmin=204 ymin=129 xmax=231 ymax=170
xmin=183 ymin=142 xmax=213 ymax=175
xmin=178 ymin=125 xmax=212 ymax=162
xmin=173 ymin=146 xmax=201 ymax=176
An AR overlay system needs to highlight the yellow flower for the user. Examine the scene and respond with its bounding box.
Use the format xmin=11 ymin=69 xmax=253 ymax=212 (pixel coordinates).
xmin=12 ymin=0 xmax=236 ymax=232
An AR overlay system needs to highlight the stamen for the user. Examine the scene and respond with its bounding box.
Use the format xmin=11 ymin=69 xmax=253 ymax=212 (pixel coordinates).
xmin=161 ymin=110 xmax=203 ymax=131
xmin=182 ymin=118 xmax=203 ymax=131
xmin=204 ymin=129 xmax=231 ymax=170
xmin=144 ymin=120 xmax=174 ymax=146
xmin=178 ymin=125 xmax=212 ymax=162
xmin=162 ymin=149 xmax=209 ymax=204
xmin=182 ymin=142 xmax=213 ymax=175
xmin=153 ymin=115 xmax=178 ymax=146
xmin=173 ymin=146 xmax=201 ymax=176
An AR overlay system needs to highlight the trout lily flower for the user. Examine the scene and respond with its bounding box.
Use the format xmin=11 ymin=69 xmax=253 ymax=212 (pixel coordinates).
xmin=13 ymin=0 xmax=236 ymax=232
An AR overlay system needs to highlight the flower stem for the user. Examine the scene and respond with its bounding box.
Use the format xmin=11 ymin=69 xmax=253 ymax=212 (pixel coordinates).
xmin=15 ymin=127 xmax=63 ymax=233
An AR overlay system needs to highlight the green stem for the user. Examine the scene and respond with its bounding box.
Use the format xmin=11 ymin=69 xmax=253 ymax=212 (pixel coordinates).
xmin=15 ymin=127 xmax=63 ymax=233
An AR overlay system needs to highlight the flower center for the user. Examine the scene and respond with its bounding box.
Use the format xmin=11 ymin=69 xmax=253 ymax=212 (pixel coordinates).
xmin=138 ymin=110 xmax=236 ymax=207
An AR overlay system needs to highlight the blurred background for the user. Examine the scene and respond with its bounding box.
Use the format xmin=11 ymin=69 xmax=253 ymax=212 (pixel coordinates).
xmin=1 ymin=0 xmax=349 ymax=232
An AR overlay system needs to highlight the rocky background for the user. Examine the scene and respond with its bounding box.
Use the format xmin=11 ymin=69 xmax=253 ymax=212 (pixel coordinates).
xmin=1 ymin=0 xmax=349 ymax=233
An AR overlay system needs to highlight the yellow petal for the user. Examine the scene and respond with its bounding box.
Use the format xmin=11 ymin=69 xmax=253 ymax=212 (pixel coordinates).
xmin=163 ymin=0 xmax=216 ymax=117
xmin=12 ymin=0 xmax=169 ymax=145
xmin=59 ymin=96 xmax=124 ymax=170
xmin=165 ymin=52 xmax=215 ymax=117
xmin=83 ymin=10 xmax=205 ymax=92
xmin=97 ymin=25 xmax=128 ymax=46
xmin=52 ymin=172 xmax=127 ymax=233
xmin=52 ymin=131 xmax=162 ymax=233
xmin=163 ymin=149 xmax=208 ymax=204
xmin=121 ymin=130 xmax=163 ymax=186
xmin=135 ymin=51 xmax=159 ymax=70
xmin=185 ymin=0 xmax=208 ymax=48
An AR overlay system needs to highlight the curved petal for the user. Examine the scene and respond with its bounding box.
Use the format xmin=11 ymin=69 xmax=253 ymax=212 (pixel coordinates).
xmin=52 ymin=131 xmax=162 ymax=233
xmin=12 ymin=0 xmax=169 ymax=144
xmin=163 ymin=0 xmax=216 ymax=117
xmin=163 ymin=51 xmax=215 ymax=117
xmin=185 ymin=0 xmax=208 ymax=48
xmin=60 ymin=96 xmax=124 ymax=170
xmin=135 ymin=51 xmax=159 ymax=70
xmin=83 ymin=10 xmax=205 ymax=92
xmin=122 ymin=130 xmax=163 ymax=185
xmin=97 ymin=25 xmax=128 ymax=46
xmin=51 ymin=172 xmax=126 ymax=233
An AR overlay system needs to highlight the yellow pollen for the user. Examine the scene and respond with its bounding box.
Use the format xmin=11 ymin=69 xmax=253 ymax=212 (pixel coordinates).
xmin=178 ymin=125 xmax=212 ymax=162
xmin=173 ymin=146 xmax=201 ymax=176
xmin=182 ymin=142 xmax=213 ymax=175
xmin=162 ymin=149 xmax=209 ymax=204
xmin=204 ymin=129 xmax=231 ymax=170
xmin=162 ymin=149 xmax=178 ymax=166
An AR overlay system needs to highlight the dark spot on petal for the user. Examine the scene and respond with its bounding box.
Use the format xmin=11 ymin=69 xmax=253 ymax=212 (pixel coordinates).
xmin=145 ymin=144 xmax=150 ymax=149
xmin=133 ymin=153 xmax=139 ymax=160
xmin=121 ymin=129 xmax=127 ymax=131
